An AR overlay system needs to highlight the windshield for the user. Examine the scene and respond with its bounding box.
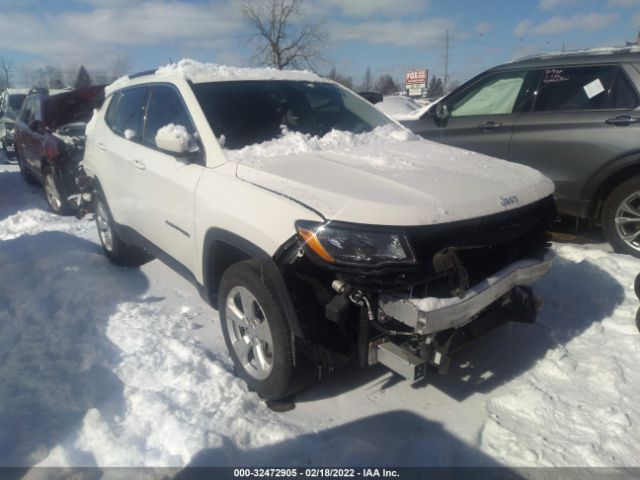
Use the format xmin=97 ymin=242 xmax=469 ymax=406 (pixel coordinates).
xmin=192 ymin=81 xmax=392 ymax=150
xmin=9 ymin=94 xmax=26 ymax=112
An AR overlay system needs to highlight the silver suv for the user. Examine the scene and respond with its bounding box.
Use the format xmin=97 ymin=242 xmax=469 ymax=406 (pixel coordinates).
xmin=402 ymin=47 xmax=640 ymax=257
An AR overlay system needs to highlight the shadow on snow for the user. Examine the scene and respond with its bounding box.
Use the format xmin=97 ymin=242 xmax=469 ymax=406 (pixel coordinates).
xmin=0 ymin=231 xmax=149 ymax=466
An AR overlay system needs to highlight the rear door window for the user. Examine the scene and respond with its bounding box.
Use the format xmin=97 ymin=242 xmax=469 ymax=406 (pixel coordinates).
xmin=533 ymin=66 xmax=616 ymax=111
xmin=449 ymin=71 xmax=528 ymax=117
xmin=108 ymin=87 xmax=148 ymax=141
xmin=143 ymin=86 xmax=195 ymax=149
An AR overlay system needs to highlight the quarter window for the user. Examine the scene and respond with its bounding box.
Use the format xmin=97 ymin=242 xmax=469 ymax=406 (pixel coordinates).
xmin=143 ymin=86 xmax=195 ymax=148
xmin=449 ymin=72 xmax=527 ymax=117
xmin=533 ymin=66 xmax=616 ymax=112
xmin=608 ymin=70 xmax=639 ymax=110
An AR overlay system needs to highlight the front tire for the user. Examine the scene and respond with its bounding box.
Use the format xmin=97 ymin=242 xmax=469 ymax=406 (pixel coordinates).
xmin=94 ymin=193 xmax=152 ymax=267
xmin=603 ymin=177 xmax=640 ymax=257
xmin=219 ymin=260 xmax=311 ymax=400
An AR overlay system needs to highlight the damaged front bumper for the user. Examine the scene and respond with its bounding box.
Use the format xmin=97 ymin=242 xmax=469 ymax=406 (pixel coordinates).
xmin=368 ymin=252 xmax=554 ymax=382
xmin=379 ymin=252 xmax=554 ymax=335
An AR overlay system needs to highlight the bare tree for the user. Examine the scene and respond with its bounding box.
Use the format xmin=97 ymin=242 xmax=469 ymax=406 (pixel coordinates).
xmin=326 ymin=66 xmax=353 ymax=89
xmin=0 ymin=57 xmax=12 ymax=89
xmin=359 ymin=67 xmax=373 ymax=91
xmin=243 ymin=0 xmax=326 ymax=70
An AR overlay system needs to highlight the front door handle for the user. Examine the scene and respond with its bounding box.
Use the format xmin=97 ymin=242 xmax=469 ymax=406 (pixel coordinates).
xmin=477 ymin=121 xmax=503 ymax=131
xmin=605 ymin=115 xmax=640 ymax=126
xmin=131 ymin=158 xmax=146 ymax=170
xmin=97 ymin=142 xmax=106 ymax=150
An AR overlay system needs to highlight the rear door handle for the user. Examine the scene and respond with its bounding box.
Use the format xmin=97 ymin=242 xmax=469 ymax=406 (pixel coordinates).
xmin=97 ymin=142 xmax=106 ymax=150
xmin=605 ymin=115 xmax=640 ymax=126
xmin=477 ymin=121 xmax=503 ymax=131
xmin=131 ymin=158 xmax=146 ymax=170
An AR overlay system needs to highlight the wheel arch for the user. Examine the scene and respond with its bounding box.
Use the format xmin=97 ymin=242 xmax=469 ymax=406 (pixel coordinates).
xmin=583 ymin=151 xmax=640 ymax=222
xmin=202 ymin=228 xmax=305 ymax=338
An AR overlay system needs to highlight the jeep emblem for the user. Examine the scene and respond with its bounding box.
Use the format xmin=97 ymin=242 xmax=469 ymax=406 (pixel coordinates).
xmin=500 ymin=195 xmax=520 ymax=207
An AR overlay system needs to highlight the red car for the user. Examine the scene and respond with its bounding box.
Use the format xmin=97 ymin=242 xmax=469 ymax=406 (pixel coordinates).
xmin=14 ymin=86 xmax=104 ymax=214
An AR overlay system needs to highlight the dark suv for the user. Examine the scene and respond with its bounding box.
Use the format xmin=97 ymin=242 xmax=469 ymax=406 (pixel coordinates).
xmin=14 ymin=86 xmax=104 ymax=214
xmin=401 ymin=47 xmax=640 ymax=256
xmin=0 ymin=88 xmax=29 ymax=162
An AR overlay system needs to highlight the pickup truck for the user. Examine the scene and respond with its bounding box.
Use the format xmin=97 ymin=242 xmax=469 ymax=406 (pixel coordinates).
xmin=82 ymin=60 xmax=556 ymax=400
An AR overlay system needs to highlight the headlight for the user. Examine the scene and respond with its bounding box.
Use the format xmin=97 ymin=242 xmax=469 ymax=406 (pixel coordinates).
xmin=296 ymin=222 xmax=416 ymax=266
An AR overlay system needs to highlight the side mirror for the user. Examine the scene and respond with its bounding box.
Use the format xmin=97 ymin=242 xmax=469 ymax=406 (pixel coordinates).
xmin=434 ymin=102 xmax=450 ymax=120
xmin=155 ymin=124 xmax=196 ymax=157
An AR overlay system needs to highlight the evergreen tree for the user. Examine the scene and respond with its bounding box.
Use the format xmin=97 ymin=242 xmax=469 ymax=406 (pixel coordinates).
xmin=74 ymin=65 xmax=92 ymax=88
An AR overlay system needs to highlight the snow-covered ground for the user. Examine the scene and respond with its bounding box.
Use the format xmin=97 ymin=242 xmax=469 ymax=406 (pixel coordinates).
xmin=1 ymin=159 xmax=640 ymax=469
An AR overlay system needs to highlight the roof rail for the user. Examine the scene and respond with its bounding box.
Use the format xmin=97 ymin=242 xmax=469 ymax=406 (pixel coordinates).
xmin=512 ymin=45 xmax=640 ymax=63
xmin=128 ymin=69 xmax=156 ymax=79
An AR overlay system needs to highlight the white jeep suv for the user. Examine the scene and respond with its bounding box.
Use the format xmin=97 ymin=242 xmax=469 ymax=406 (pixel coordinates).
xmin=83 ymin=60 xmax=556 ymax=400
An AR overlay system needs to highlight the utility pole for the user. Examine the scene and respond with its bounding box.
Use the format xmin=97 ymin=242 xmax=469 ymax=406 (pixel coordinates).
xmin=443 ymin=29 xmax=450 ymax=95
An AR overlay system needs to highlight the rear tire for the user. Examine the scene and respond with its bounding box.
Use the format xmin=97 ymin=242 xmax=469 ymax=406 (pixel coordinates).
xmin=43 ymin=166 xmax=71 ymax=215
xmin=602 ymin=177 xmax=640 ymax=257
xmin=94 ymin=193 xmax=153 ymax=267
xmin=219 ymin=259 xmax=312 ymax=400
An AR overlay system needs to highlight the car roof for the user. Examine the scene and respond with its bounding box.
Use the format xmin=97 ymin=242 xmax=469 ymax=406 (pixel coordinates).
xmin=491 ymin=46 xmax=640 ymax=71
xmin=106 ymin=59 xmax=330 ymax=95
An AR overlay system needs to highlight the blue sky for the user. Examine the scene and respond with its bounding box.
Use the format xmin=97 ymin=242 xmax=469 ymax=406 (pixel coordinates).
xmin=0 ymin=0 xmax=638 ymax=87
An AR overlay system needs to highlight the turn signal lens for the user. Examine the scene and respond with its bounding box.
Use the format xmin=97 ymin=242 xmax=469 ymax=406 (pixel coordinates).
xmin=297 ymin=227 xmax=336 ymax=263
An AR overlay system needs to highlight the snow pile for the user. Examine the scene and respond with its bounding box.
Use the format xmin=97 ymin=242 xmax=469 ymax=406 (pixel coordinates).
xmin=104 ymin=75 xmax=131 ymax=96
xmin=226 ymin=125 xmax=418 ymax=168
xmin=155 ymin=58 xmax=322 ymax=84
xmin=232 ymin=125 xmax=554 ymax=226
xmin=479 ymin=245 xmax=640 ymax=466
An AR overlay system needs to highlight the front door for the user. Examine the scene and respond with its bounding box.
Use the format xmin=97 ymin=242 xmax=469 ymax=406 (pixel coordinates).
xmin=405 ymin=70 xmax=535 ymax=160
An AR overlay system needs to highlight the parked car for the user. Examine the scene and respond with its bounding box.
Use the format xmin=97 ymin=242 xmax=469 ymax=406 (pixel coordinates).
xmin=82 ymin=60 xmax=556 ymax=400
xmin=376 ymin=95 xmax=421 ymax=119
xmin=14 ymin=86 xmax=104 ymax=214
xmin=358 ymin=91 xmax=383 ymax=104
xmin=0 ymin=88 xmax=29 ymax=162
xmin=401 ymin=47 xmax=640 ymax=257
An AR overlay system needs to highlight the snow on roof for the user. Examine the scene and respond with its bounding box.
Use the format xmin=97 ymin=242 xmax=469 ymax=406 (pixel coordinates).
xmin=105 ymin=58 xmax=325 ymax=96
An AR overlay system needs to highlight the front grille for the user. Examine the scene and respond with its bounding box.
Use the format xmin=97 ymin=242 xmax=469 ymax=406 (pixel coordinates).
xmin=333 ymin=195 xmax=556 ymax=294
xmin=407 ymin=195 xmax=556 ymax=297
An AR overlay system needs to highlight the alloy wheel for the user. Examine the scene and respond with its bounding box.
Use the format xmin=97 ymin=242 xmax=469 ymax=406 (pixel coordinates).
xmin=225 ymin=285 xmax=274 ymax=380
xmin=95 ymin=200 xmax=114 ymax=252
xmin=614 ymin=192 xmax=640 ymax=253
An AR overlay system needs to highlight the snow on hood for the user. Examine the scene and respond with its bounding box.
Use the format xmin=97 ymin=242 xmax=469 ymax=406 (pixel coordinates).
xmin=232 ymin=125 xmax=555 ymax=226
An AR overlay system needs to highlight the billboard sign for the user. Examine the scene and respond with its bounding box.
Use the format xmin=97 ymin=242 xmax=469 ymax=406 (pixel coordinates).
xmin=405 ymin=69 xmax=427 ymax=97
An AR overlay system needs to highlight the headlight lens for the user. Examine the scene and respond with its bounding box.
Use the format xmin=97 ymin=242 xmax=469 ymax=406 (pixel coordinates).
xmin=297 ymin=222 xmax=415 ymax=266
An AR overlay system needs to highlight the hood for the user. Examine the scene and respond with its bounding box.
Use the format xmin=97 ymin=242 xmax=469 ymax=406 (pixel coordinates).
xmin=233 ymin=127 xmax=554 ymax=226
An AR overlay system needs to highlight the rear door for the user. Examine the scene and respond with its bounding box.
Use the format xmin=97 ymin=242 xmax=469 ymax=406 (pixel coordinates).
xmin=508 ymin=64 xmax=640 ymax=211
xmin=97 ymin=86 xmax=149 ymax=227
xmin=406 ymin=70 xmax=535 ymax=159
xmin=134 ymin=84 xmax=203 ymax=272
